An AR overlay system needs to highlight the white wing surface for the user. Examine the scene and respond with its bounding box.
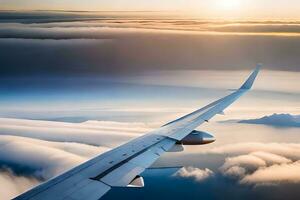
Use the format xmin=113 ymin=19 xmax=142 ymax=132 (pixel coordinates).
xmin=14 ymin=65 xmax=261 ymax=200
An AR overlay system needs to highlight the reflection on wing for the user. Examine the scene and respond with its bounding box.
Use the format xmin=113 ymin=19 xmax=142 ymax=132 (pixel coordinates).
xmin=14 ymin=65 xmax=261 ymax=200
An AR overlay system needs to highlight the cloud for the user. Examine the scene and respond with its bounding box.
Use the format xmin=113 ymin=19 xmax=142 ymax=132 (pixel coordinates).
xmin=167 ymin=142 xmax=300 ymax=200
xmin=204 ymin=143 xmax=300 ymax=185
xmin=174 ymin=147 xmax=300 ymax=187
xmin=220 ymin=151 xmax=292 ymax=177
xmin=0 ymin=118 xmax=152 ymax=179
xmin=0 ymin=135 xmax=89 ymax=180
xmin=0 ymin=170 xmax=40 ymax=200
xmin=220 ymin=154 xmax=267 ymax=173
xmin=174 ymin=167 xmax=214 ymax=182
xmin=249 ymin=151 xmax=292 ymax=165
xmin=0 ymin=118 xmax=144 ymax=147
xmin=0 ymin=117 xmax=300 ymax=199
xmin=2 ymin=118 xmax=300 ymax=192
xmin=221 ymin=166 xmax=246 ymax=179
xmin=218 ymin=151 xmax=296 ymax=184
xmin=209 ymin=23 xmax=300 ymax=34
xmin=208 ymin=142 xmax=300 ymax=160
xmin=0 ymin=118 xmax=153 ymax=199
xmin=241 ymin=161 xmax=300 ymax=185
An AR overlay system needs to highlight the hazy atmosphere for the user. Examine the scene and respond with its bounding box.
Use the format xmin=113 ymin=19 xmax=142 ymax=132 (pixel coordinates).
xmin=0 ymin=1 xmax=299 ymax=200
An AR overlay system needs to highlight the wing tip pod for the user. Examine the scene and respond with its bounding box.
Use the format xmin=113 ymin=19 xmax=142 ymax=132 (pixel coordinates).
xmin=239 ymin=63 xmax=262 ymax=90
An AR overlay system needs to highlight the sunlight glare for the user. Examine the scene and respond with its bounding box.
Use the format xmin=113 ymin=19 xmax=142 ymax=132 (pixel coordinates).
xmin=218 ymin=0 xmax=241 ymax=10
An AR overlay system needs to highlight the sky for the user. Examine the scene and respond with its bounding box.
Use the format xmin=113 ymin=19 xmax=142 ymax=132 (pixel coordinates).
xmin=2 ymin=0 xmax=300 ymax=19
xmin=0 ymin=6 xmax=299 ymax=200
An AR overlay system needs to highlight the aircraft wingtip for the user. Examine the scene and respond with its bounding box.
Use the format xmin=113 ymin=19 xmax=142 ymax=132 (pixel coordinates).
xmin=239 ymin=64 xmax=261 ymax=90
xmin=256 ymin=63 xmax=263 ymax=70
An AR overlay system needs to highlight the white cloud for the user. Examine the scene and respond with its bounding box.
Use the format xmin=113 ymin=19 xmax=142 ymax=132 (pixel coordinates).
xmin=174 ymin=167 xmax=214 ymax=182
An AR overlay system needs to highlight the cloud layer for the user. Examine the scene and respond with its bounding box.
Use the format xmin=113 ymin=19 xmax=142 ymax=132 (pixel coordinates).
xmin=0 ymin=118 xmax=152 ymax=199
xmin=2 ymin=11 xmax=300 ymax=78
xmin=0 ymin=118 xmax=145 ymax=147
xmin=1 ymin=117 xmax=300 ymax=199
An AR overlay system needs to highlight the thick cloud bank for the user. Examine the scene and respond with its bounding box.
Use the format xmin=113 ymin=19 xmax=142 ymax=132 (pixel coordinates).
xmin=0 ymin=118 xmax=151 ymax=199
xmin=0 ymin=118 xmax=145 ymax=147
xmin=214 ymin=143 xmax=300 ymax=185
xmin=176 ymin=143 xmax=300 ymax=186
xmin=238 ymin=113 xmax=300 ymax=127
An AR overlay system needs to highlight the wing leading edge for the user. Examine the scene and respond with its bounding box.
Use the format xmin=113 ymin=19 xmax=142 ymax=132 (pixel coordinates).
xmin=14 ymin=65 xmax=261 ymax=200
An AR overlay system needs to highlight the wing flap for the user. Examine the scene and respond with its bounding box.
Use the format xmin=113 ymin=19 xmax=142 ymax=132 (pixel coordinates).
xmin=99 ymin=138 xmax=175 ymax=187
xmin=129 ymin=150 xmax=160 ymax=168
xmin=66 ymin=180 xmax=110 ymax=200
xmin=14 ymin=134 xmax=170 ymax=200
xmin=100 ymin=162 xmax=145 ymax=187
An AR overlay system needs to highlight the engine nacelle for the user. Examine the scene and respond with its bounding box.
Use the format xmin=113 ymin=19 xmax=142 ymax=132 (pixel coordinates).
xmin=177 ymin=130 xmax=215 ymax=145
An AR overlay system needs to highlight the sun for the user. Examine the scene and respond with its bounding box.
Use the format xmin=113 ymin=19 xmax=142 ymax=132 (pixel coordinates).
xmin=218 ymin=0 xmax=241 ymax=10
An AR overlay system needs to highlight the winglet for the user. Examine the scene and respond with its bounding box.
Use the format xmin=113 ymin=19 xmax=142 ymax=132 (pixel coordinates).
xmin=239 ymin=64 xmax=262 ymax=90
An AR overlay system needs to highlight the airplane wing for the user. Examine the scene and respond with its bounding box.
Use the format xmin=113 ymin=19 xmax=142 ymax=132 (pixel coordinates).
xmin=14 ymin=65 xmax=261 ymax=200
